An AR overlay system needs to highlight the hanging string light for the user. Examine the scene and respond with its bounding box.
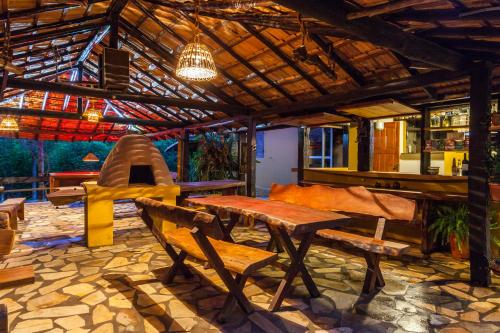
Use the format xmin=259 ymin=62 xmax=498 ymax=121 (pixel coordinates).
xmin=176 ymin=0 xmax=217 ymax=81
xmin=83 ymin=100 xmax=102 ymax=123
xmin=0 ymin=115 xmax=19 ymax=131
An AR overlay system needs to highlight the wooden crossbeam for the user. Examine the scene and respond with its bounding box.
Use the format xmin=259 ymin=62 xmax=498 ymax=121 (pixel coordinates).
xmin=274 ymin=0 xmax=468 ymax=71
xmin=242 ymin=24 xmax=329 ymax=95
xmin=255 ymin=68 xmax=469 ymax=117
xmin=181 ymin=13 xmax=296 ymax=101
xmin=309 ymin=34 xmax=366 ymax=87
xmin=12 ymin=37 xmax=92 ymax=60
xmin=347 ymin=0 xmax=439 ymax=20
xmin=0 ymin=106 xmax=178 ymax=128
xmin=0 ymin=4 xmax=79 ymax=21
xmin=5 ymin=77 xmax=251 ymax=114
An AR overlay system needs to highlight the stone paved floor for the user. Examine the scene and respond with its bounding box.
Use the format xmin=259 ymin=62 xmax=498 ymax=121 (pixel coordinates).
xmin=0 ymin=202 xmax=499 ymax=333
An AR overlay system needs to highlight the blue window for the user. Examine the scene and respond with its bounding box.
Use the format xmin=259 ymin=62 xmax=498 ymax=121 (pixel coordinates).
xmin=256 ymin=131 xmax=264 ymax=159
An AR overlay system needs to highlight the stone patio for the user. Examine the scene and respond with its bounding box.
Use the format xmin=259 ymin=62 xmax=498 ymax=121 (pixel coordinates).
xmin=0 ymin=201 xmax=499 ymax=333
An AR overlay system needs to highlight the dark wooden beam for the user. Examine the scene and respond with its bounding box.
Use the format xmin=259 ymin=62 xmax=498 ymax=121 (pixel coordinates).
xmin=120 ymin=10 xmax=271 ymax=107
xmin=389 ymin=9 xmax=499 ymax=22
xmin=468 ymin=62 xmax=492 ymax=287
xmin=182 ymin=13 xmax=296 ymax=101
xmin=0 ymin=4 xmax=79 ymax=21
xmin=76 ymin=62 xmax=84 ymax=115
xmin=423 ymin=27 xmax=500 ymax=39
xmin=347 ymin=0 xmax=438 ymax=20
xmin=0 ymin=106 xmax=177 ymax=128
xmin=357 ymin=118 xmax=371 ymax=171
xmin=242 ymin=23 xmax=329 ymax=95
xmin=5 ymin=77 xmax=251 ymax=114
xmin=10 ymin=22 xmax=104 ymax=48
xmin=246 ymin=117 xmax=257 ymax=197
xmin=273 ymin=0 xmax=468 ymax=71
xmin=178 ymin=129 xmax=190 ymax=182
xmin=0 ymin=14 xmax=106 ymax=39
xmin=12 ymin=37 xmax=92 ymax=60
xmin=256 ymin=68 xmax=469 ymax=117
xmin=309 ymin=34 xmax=366 ymax=87
xmin=420 ymin=109 xmax=431 ymax=174
xmin=393 ymin=53 xmax=438 ymax=99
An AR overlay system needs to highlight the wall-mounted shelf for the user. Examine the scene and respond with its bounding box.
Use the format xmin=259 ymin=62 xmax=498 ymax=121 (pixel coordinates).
xmin=425 ymin=126 xmax=469 ymax=132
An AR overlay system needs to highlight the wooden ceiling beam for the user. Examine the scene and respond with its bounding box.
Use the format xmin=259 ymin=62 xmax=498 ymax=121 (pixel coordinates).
xmin=12 ymin=37 xmax=92 ymax=60
xmin=389 ymin=9 xmax=500 ymax=22
xmin=273 ymin=0 xmax=468 ymax=71
xmin=347 ymin=0 xmax=439 ymax=20
xmin=255 ymin=68 xmax=469 ymax=117
xmin=181 ymin=13 xmax=296 ymax=101
xmin=0 ymin=4 xmax=79 ymax=21
xmin=83 ymin=61 xmax=192 ymax=124
xmin=10 ymin=22 xmax=104 ymax=48
xmin=124 ymin=3 xmax=268 ymax=107
xmin=242 ymin=23 xmax=329 ymax=95
xmin=4 ymin=77 xmax=251 ymax=114
xmin=0 ymin=14 xmax=107 ymax=39
xmin=0 ymin=106 xmax=178 ymax=128
xmin=309 ymin=34 xmax=366 ymax=87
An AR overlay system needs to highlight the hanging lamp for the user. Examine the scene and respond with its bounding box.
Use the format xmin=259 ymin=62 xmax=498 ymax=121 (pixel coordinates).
xmin=0 ymin=115 xmax=19 ymax=131
xmin=175 ymin=0 xmax=217 ymax=81
xmin=83 ymin=100 xmax=102 ymax=123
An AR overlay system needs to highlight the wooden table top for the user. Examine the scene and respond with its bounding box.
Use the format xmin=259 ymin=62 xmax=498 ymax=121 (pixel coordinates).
xmin=186 ymin=195 xmax=350 ymax=235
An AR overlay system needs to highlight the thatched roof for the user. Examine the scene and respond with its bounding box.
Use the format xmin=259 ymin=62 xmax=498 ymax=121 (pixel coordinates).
xmin=0 ymin=0 xmax=499 ymax=141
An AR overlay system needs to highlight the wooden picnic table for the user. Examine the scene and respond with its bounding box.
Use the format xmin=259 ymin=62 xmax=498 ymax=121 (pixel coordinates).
xmin=185 ymin=195 xmax=351 ymax=311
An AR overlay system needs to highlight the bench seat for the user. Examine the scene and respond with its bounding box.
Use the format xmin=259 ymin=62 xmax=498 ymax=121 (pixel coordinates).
xmin=0 ymin=205 xmax=18 ymax=229
xmin=1 ymin=197 xmax=26 ymax=222
xmin=317 ymin=229 xmax=410 ymax=256
xmin=165 ymin=227 xmax=278 ymax=275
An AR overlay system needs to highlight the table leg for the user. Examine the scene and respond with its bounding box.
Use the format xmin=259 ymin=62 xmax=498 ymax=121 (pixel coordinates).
xmin=268 ymin=229 xmax=319 ymax=312
xmin=85 ymin=198 xmax=113 ymax=247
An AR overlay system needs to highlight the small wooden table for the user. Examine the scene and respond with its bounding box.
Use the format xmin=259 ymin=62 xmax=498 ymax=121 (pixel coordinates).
xmin=185 ymin=195 xmax=350 ymax=311
xmin=176 ymin=180 xmax=245 ymax=204
xmin=49 ymin=172 xmax=100 ymax=192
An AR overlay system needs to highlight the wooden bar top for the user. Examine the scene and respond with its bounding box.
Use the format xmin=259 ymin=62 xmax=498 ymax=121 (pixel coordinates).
xmin=186 ymin=195 xmax=351 ymax=236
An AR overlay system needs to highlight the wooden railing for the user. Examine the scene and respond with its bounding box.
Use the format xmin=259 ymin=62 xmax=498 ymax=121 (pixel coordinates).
xmin=0 ymin=176 xmax=49 ymax=201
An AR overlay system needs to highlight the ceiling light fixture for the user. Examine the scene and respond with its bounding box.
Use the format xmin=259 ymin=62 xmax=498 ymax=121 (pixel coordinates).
xmin=0 ymin=115 xmax=19 ymax=131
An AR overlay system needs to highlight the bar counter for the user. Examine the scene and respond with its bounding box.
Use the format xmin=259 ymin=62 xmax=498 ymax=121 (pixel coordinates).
xmin=302 ymin=168 xmax=467 ymax=201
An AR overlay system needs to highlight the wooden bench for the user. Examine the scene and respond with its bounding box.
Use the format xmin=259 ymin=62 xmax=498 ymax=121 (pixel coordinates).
xmin=269 ymin=183 xmax=417 ymax=294
xmin=0 ymin=197 xmax=26 ymax=229
xmin=135 ymin=197 xmax=278 ymax=322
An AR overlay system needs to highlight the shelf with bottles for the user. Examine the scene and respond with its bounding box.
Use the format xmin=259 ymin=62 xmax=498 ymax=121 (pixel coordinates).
xmin=430 ymin=107 xmax=469 ymax=129
xmin=425 ymin=126 xmax=469 ymax=132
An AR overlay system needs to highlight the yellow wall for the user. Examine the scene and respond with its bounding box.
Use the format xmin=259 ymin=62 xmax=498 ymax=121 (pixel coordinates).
xmin=444 ymin=151 xmax=469 ymax=176
xmin=348 ymin=126 xmax=358 ymax=170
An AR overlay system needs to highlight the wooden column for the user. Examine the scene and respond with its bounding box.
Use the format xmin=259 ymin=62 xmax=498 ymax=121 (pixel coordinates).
xmin=297 ymin=127 xmax=305 ymax=185
xmin=468 ymin=62 xmax=492 ymax=286
xmin=420 ymin=109 xmax=431 ymax=174
xmin=246 ymin=118 xmax=257 ymax=197
xmin=109 ymin=15 xmax=119 ymax=50
xmin=177 ymin=129 xmax=190 ymax=182
xmin=357 ymin=118 xmax=371 ymax=171
xmin=76 ymin=62 xmax=83 ymax=115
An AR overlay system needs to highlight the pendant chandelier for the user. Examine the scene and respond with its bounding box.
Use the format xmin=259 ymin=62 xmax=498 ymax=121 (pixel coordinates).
xmin=83 ymin=100 xmax=102 ymax=123
xmin=175 ymin=0 xmax=217 ymax=81
xmin=82 ymin=152 xmax=99 ymax=162
xmin=0 ymin=115 xmax=19 ymax=131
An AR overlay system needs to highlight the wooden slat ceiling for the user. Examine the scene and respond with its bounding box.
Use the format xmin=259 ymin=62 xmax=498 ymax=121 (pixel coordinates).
xmin=0 ymin=0 xmax=499 ymax=140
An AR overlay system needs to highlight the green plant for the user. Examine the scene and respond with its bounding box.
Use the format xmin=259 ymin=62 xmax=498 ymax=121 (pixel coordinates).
xmin=190 ymin=133 xmax=237 ymax=181
xmin=429 ymin=204 xmax=469 ymax=251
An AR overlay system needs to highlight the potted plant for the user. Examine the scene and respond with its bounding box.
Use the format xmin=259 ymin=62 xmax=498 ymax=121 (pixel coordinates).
xmin=429 ymin=204 xmax=469 ymax=260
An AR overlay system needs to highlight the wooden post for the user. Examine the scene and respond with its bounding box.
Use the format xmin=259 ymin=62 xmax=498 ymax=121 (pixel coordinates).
xmin=76 ymin=62 xmax=83 ymax=115
xmin=109 ymin=15 xmax=119 ymax=50
xmin=297 ymin=127 xmax=305 ymax=185
xmin=37 ymin=141 xmax=45 ymax=201
xmin=246 ymin=118 xmax=257 ymax=197
xmin=468 ymin=62 xmax=492 ymax=286
xmin=420 ymin=109 xmax=431 ymax=174
xmin=177 ymin=129 xmax=190 ymax=182
xmin=357 ymin=118 xmax=371 ymax=171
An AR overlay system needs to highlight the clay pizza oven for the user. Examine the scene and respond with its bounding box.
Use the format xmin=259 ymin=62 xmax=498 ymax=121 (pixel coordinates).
xmin=98 ymin=134 xmax=174 ymax=187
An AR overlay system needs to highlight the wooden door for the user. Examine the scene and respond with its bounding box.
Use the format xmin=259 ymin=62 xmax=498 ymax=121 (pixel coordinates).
xmin=373 ymin=122 xmax=400 ymax=172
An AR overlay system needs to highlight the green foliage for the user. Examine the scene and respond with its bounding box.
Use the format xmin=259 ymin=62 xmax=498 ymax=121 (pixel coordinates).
xmin=45 ymin=141 xmax=114 ymax=172
xmin=190 ymin=133 xmax=237 ymax=181
xmin=429 ymin=204 xmax=469 ymax=251
xmin=154 ymin=140 xmax=178 ymax=172
xmin=0 ymin=139 xmax=35 ymax=177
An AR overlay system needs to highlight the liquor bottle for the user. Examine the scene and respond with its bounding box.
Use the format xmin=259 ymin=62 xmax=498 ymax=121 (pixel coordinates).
xmin=452 ymin=158 xmax=458 ymax=176
xmin=458 ymin=159 xmax=462 ymax=176
xmin=462 ymin=153 xmax=469 ymax=176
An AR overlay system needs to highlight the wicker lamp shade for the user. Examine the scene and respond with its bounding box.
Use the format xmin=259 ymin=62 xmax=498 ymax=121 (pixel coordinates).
xmin=176 ymin=36 xmax=217 ymax=81
xmin=83 ymin=103 xmax=102 ymax=123
xmin=0 ymin=116 xmax=19 ymax=131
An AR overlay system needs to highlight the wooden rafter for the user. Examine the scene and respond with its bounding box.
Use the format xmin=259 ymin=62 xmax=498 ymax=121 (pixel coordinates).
xmin=273 ymin=0 xmax=468 ymax=71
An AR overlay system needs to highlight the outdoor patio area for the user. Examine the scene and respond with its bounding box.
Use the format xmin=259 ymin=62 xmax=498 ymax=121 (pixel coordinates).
xmin=1 ymin=201 xmax=498 ymax=333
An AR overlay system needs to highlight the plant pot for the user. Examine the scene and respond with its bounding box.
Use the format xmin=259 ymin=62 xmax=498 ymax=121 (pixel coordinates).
xmin=490 ymin=183 xmax=500 ymax=202
xmin=450 ymin=233 xmax=469 ymax=260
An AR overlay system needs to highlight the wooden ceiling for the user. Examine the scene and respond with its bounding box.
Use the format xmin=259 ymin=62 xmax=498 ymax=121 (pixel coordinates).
xmin=0 ymin=0 xmax=499 ymax=141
